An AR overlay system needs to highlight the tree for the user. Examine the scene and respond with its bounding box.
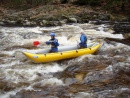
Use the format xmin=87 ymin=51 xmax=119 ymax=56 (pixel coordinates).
xmin=107 ymin=0 xmax=129 ymax=11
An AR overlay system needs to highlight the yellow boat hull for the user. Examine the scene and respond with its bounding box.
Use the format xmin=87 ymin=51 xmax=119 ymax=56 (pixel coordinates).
xmin=23 ymin=43 xmax=101 ymax=63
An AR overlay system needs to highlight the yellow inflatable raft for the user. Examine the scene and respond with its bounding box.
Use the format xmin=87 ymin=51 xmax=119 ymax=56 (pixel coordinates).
xmin=23 ymin=42 xmax=101 ymax=63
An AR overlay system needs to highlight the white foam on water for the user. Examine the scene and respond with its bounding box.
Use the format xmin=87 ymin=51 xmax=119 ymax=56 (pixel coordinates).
xmin=117 ymin=62 xmax=130 ymax=68
xmin=3 ymin=68 xmax=39 ymax=83
xmin=29 ymin=27 xmax=42 ymax=34
xmin=2 ymin=51 xmax=15 ymax=56
xmin=94 ymin=87 xmax=130 ymax=96
xmin=3 ymin=63 xmax=64 ymax=83
xmin=126 ymin=57 xmax=130 ymax=63
xmin=0 ymin=88 xmax=21 ymax=98
xmin=120 ymin=88 xmax=130 ymax=91
xmin=76 ymin=54 xmax=92 ymax=62
xmin=24 ymin=86 xmax=35 ymax=91
xmin=101 ymin=41 xmax=129 ymax=52
xmin=57 ymin=36 xmax=70 ymax=45
xmin=104 ymin=65 xmax=113 ymax=72
xmin=83 ymin=24 xmax=123 ymax=39
xmin=42 ymin=64 xmax=64 ymax=73
xmin=85 ymin=30 xmax=123 ymax=39
xmin=40 ymin=26 xmax=61 ymax=32
xmin=101 ymin=42 xmax=114 ymax=51
xmin=40 ymin=77 xmax=64 ymax=86
xmin=0 ymin=26 xmax=43 ymax=34
xmin=74 ymin=92 xmax=92 ymax=98
xmin=0 ymin=61 xmax=21 ymax=68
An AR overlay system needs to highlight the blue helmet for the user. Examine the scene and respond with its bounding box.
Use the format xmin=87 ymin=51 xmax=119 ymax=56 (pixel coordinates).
xmin=50 ymin=32 xmax=55 ymax=36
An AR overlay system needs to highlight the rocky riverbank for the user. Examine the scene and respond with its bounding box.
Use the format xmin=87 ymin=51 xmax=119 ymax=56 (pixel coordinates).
xmin=0 ymin=4 xmax=129 ymax=27
xmin=0 ymin=4 xmax=130 ymax=40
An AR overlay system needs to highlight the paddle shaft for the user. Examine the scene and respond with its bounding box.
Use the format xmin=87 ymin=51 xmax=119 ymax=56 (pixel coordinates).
xmin=33 ymin=41 xmax=55 ymax=46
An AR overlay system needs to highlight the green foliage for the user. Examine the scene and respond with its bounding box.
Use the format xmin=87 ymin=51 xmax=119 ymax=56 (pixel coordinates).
xmin=1 ymin=0 xmax=129 ymax=11
xmin=107 ymin=0 xmax=122 ymax=7
xmin=11 ymin=0 xmax=23 ymax=4
xmin=4 ymin=0 xmax=50 ymax=9
xmin=28 ymin=0 xmax=45 ymax=6
xmin=104 ymin=0 xmax=129 ymax=11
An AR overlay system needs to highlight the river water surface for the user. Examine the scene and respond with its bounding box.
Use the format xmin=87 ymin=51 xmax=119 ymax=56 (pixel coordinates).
xmin=0 ymin=23 xmax=130 ymax=98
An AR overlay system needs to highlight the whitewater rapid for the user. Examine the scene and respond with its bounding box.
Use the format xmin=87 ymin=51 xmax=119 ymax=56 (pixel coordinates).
xmin=0 ymin=23 xmax=129 ymax=98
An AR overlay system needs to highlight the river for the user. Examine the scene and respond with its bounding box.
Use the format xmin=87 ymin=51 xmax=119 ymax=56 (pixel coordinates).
xmin=0 ymin=23 xmax=130 ymax=98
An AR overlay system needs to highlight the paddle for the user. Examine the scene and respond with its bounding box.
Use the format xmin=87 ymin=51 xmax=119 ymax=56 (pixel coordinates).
xmin=33 ymin=40 xmax=55 ymax=47
xmin=33 ymin=41 xmax=40 ymax=46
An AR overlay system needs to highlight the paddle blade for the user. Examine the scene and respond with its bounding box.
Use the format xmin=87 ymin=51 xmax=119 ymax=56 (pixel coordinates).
xmin=33 ymin=41 xmax=40 ymax=46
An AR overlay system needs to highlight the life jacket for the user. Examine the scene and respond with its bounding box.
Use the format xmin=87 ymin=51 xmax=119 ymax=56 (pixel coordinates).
xmin=80 ymin=34 xmax=87 ymax=44
xmin=49 ymin=38 xmax=59 ymax=48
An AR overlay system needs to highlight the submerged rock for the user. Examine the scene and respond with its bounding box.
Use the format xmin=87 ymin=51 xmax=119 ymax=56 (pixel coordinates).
xmin=105 ymin=37 xmax=130 ymax=46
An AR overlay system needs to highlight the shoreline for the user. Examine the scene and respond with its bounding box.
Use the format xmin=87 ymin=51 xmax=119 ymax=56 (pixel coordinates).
xmin=0 ymin=4 xmax=129 ymax=27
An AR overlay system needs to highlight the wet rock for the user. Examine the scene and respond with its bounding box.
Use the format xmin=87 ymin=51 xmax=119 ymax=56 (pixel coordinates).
xmin=61 ymin=15 xmax=68 ymax=19
xmin=113 ymin=23 xmax=130 ymax=33
xmin=64 ymin=78 xmax=78 ymax=85
xmin=59 ymin=19 xmax=67 ymax=25
xmin=40 ymin=20 xmax=47 ymax=26
xmin=83 ymin=70 xmax=113 ymax=85
xmin=56 ymin=56 xmax=110 ymax=86
xmin=68 ymin=18 xmax=77 ymax=23
xmin=75 ymin=72 xmax=85 ymax=81
xmin=74 ymin=92 xmax=92 ymax=98
xmin=105 ymin=37 xmax=130 ymax=46
xmin=22 ymin=20 xmax=36 ymax=26
xmin=43 ymin=21 xmax=61 ymax=27
xmin=59 ymin=55 xmax=128 ymax=93
xmin=123 ymin=33 xmax=130 ymax=39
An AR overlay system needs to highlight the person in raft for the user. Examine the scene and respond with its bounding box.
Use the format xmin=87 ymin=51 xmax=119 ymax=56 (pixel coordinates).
xmin=78 ymin=32 xmax=87 ymax=48
xmin=45 ymin=32 xmax=59 ymax=52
